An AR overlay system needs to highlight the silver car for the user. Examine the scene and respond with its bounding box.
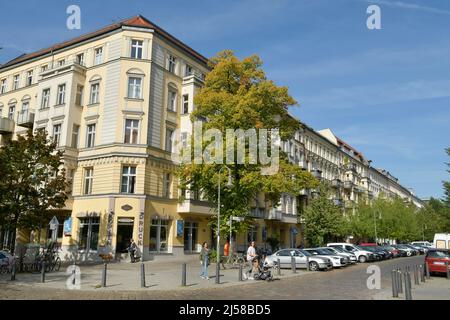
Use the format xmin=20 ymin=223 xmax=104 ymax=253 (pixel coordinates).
xmin=267 ymin=248 xmax=333 ymax=271
xmin=304 ymin=248 xmax=349 ymax=268
xmin=318 ymin=246 xmax=357 ymax=264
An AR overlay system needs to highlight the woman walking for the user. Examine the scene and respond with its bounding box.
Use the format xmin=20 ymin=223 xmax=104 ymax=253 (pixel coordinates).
xmin=199 ymin=242 xmax=210 ymax=280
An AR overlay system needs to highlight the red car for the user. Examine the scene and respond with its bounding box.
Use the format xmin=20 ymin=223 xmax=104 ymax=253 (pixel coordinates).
xmin=359 ymin=243 xmax=378 ymax=246
xmin=425 ymin=249 xmax=450 ymax=275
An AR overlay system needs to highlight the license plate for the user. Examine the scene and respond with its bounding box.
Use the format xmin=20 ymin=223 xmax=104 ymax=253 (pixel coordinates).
xmin=433 ymin=262 xmax=445 ymax=265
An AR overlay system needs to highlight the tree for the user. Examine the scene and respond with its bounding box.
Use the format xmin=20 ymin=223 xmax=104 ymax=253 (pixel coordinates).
xmin=0 ymin=129 xmax=68 ymax=254
xmin=300 ymin=183 xmax=345 ymax=246
xmin=177 ymin=50 xmax=318 ymax=247
xmin=443 ymin=148 xmax=450 ymax=206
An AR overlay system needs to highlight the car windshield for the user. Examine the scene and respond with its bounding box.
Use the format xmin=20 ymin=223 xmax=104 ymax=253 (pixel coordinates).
xmin=428 ymin=250 xmax=450 ymax=258
xmin=299 ymin=249 xmax=312 ymax=257
xmin=331 ymin=247 xmax=344 ymax=253
xmin=357 ymin=246 xmax=373 ymax=251
xmin=382 ymin=246 xmax=394 ymax=250
xmin=314 ymin=248 xmax=332 ymax=255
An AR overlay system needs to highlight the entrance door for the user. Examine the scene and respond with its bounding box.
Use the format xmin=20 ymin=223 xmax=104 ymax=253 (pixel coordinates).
xmin=116 ymin=218 xmax=134 ymax=253
xmin=184 ymin=222 xmax=198 ymax=253
xmin=149 ymin=219 xmax=169 ymax=253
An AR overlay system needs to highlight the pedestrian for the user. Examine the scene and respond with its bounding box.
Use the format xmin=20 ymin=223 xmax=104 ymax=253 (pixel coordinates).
xmin=224 ymin=238 xmax=230 ymax=257
xmin=199 ymin=242 xmax=210 ymax=280
xmin=128 ymin=239 xmax=137 ymax=263
xmin=246 ymin=241 xmax=257 ymax=279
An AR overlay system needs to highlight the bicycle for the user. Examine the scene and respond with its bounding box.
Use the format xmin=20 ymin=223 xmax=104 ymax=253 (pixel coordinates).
xmin=222 ymin=253 xmax=245 ymax=269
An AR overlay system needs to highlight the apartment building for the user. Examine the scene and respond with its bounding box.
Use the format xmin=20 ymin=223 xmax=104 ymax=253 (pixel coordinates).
xmin=0 ymin=15 xmax=423 ymax=260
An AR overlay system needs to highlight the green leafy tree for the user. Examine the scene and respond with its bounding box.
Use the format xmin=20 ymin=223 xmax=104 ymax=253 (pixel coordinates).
xmin=300 ymin=183 xmax=345 ymax=246
xmin=444 ymin=148 xmax=450 ymax=206
xmin=0 ymin=129 xmax=68 ymax=254
xmin=177 ymin=50 xmax=318 ymax=248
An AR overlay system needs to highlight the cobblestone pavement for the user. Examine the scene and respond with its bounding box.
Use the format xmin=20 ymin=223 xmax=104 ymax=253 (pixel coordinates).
xmin=1 ymin=255 xmax=447 ymax=300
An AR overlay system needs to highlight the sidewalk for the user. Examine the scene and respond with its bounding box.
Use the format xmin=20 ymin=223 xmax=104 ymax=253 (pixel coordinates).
xmin=0 ymin=255 xmax=310 ymax=292
xmin=375 ymin=275 xmax=450 ymax=300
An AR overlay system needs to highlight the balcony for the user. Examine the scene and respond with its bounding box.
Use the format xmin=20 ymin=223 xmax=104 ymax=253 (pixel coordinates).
xmin=249 ymin=208 xmax=266 ymax=219
xmin=311 ymin=169 xmax=322 ymax=180
xmin=17 ymin=110 xmax=35 ymax=128
xmin=343 ymin=181 xmax=354 ymax=189
xmin=40 ymin=60 xmax=87 ymax=80
xmin=331 ymin=179 xmax=342 ymax=188
xmin=267 ymin=209 xmax=282 ymax=220
xmin=177 ymin=199 xmax=212 ymax=216
xmin=0 ymin=117 xmax=15 ymax=134
xmin=281 ymin=213 xmax=298 ymax=224
xmin=354 ymin=186 xmax=365 ymax=193
xmin=367 ymin=191 xmax=374 ymax=198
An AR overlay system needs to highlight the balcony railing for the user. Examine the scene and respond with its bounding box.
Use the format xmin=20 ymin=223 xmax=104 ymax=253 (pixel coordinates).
xmin=17 ymin=110 xmax=35 ymax=127
xmin=331 ymin=179 xmax=342 ymax=188
xmin=343 ymin=181 xmax=354 ymax=189
xmin=267 ymin=209 xmax=282 ymax=220
xmin=354 ymin=186 xmax=365 ymax=193
xmin=0 ymin=117 xmax=15 ymax=134
xmin=249 ymin=208 xmax=266 ymax=219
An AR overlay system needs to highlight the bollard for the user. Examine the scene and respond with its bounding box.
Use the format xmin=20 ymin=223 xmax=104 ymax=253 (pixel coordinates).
xmin=420 ymin=265 xmax=425 ymax=283
xmin=425 ymin=262 xmax=430 ymax=279
xmin=181 ymin=263 xmax=187 ymax=286
xmin=72 ymin=261 xmax=76 ymax=286
xmin=414 ymin=265 xmax=420 ymax=285
xmin=446 ymin=261 xmax=450 ymax=280
xmin=140 ymin=263 xmax=146 ymax=288
xmin=407 ymin=269 xmax=412 ymax=290
xmin=404 ymin=272 xmax=412 ymax=300
xmin=41 ymin=261 xmax=46 ymax=283
xmin=277 ymin=258 xmax=281 ymax=276
xmin=291 ymin=256 xmax=296 ymax=273
xmin=391 ymin=270 xmax=398 ymax=298
xmin=306 ymin=256 xmax=310 ymax=271
xmin=397 ymin=269 xmax=403 ymax=294
xmin=101 ymin=263 xmax=107 ymax=287
xmin=238 ymin=263 xmax=243 ymax=282
xmin=10 ymin=258 xmax=16 ymax=281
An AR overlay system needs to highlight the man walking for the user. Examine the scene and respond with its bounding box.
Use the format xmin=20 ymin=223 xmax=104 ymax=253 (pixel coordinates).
xmin=246 ymin=241 xmax=257 ymax=279
xmin=128 ymin=239 xmax=137 ymax=263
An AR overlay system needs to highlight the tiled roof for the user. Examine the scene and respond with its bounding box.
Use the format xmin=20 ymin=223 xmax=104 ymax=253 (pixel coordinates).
xmin=336 ymin=136 xmax=366 ymax=161
xmin=0 ymin=15 xmax=209 ymax=70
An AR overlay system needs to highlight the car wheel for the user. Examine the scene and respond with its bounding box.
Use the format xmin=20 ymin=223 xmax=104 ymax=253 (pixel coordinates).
xmin=309 ymin=261 xmax=319 ymax=271
xmin=358 ymin=255 xmax=367 ymax=263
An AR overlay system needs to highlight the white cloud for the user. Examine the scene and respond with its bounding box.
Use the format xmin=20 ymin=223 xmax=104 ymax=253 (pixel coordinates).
xmin=366 ymin=0 xmax=450 ymax=15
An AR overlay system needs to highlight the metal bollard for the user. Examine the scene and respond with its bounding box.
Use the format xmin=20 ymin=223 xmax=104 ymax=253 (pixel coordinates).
xmin=425 ymin=262 xmax=430 ymax=279
xmin=181 ymin=263 xmax=187 ymax=286
xmin=41 ymin=261 xmax=46 ymax=283
xmin=419 ymin=265 xmax=425 ymax=283
xmin=140 ymin=263 xmax=146 ymax=288
xmin=446 ymin=261 xmax=450 ymax=280
xmin=306 ymin=256 xmax=310 ymax=271
xmin=391 ymin=270 xmax=398 ymax=298
xmin=72 ymin=261 xmax=76 ymax=286
xmin=10 ymin=259 xmax=16 ymax=281
xmin=397 ymin=269 xmax=403 ymax=294
xmin=277 ymin=258 xmax=281 ymax=276
xmin=414 ymin=265 xmax=420 ymax=285
xmin=101 ymin=263 xmax=107 ymax=287
xmin=238 ymin=263 xmax=243 ymax=282
xmin=404 ymin=272 xmax=412 ymax=300
xmin=291 ymin=256 xmax=296 ymax=273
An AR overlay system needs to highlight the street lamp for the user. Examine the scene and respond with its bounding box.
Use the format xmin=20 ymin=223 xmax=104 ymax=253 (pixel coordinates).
xmin=216 ymin=166 xmax=233 ymax=284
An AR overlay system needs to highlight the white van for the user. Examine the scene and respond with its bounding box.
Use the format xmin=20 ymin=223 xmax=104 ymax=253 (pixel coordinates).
xmin=433 ymin=233 xmax=450 ymax=249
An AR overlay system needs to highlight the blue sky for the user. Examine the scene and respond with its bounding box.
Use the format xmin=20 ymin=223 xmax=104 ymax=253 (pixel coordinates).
xmin=1 ymin=0 xmax=449 ymax=199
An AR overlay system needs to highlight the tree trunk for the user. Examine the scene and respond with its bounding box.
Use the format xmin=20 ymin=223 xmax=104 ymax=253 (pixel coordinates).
xmin=10 ymin=228 xmax=17 ymax=255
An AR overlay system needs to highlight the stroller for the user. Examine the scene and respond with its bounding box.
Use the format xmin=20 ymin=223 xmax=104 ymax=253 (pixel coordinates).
xmin=251 ymin=253 xmax=273 ymax=281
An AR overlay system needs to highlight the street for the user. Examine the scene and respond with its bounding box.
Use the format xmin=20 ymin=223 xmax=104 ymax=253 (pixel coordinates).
xmin=1 ymin=255 xmax=448 ymax=300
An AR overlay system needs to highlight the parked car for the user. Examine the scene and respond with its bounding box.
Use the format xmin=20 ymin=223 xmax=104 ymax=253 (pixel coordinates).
xmin=267 ymin=248 xmax=333 ymax=271
xmin=402 ymin=244 xmax=421 ymax=255
xmin=394 ymin=244 xmax=417 ymax=256
xmin=391 ymin=244 xmax=409 ymax=257
xmin=380 ymin=245 xmax=400 ymax=258
xmin=327 ymin=243 xmax=376 ymax=263
xmin=411 ymin=241 xmax=433 ymax=248
xmin=359 ymin=246 xmax=390 ymax=260
xmin=322 ymin=246 xmax=357 ymax=264
xmin=433 ymin=233 xmax=450 ymax=249
xmin=425 ymin=249 xmax=450 ymax=275
xmin=408 ymin=244 xmax=427 ymax=254
xmin=303 ymin=248 xmax=349 ymax=268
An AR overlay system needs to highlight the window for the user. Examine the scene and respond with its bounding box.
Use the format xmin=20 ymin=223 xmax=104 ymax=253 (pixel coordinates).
xmin=165 ymin=128 xmax=174 ymax=152
xmin=0 ymin=107 xmax=2 ymax=116
xmin=124 ymin=119 xmax=139 ymax=144
xmin=26 ymin=71 xmax=33 ymax=86
xmin=21 ymin=101 xmax=29 ymax=114
xmin=13 ymin=75 xmax=20 ymax=90
xmin=41 ymin=89 xmax=50 ymax=108
xmin=58 ymin=59 xmax=65 ymax=67
xmin=78 ymin=217 xmax=99 ymax=252
xmin=163 ymin=173 xmax=171 ymax=198
xmin=76 ymin=53 xmax=85 ymax=65
xmin=57 ymin=84 xmax=66 ymax=105
xmin=184 ymin=64 xmax=193 ymax=77
xmin=71 ymin=124 xmax=80 ymax=148
xmin=90 ymin=83 xmax=100 ymax=104
xmin=247 ymin=226 xmax=257 ymax=243
xmin=84 ymin=168 xmax=93 ymax=195
xmin=167 ymin=89 xmax=177 ymax=111
xmin=127 ymin=77 xmax=142 ymax=99
xmin=75 ymin=85 xmax=84 ymax=106
xmin=131 ymin=39 xmax=143 ymax=59
xmin=181 ymin=132 xmax=188 ymax=148
xmin=94 ymin=47 xmax=103 ymax=65
xmin=121 ymin=166 xmax=136 ymax=194
xmin=182 ymin=94 xmax=189 ymax=114
xmin=41 ymin=65 xmax=48 ymax=72
xmin=167 ymin=54 xmax=176 ymax=73
xmin=52 ymin=124 xmax=62 ymax=146
xmin=0 ymin=79 xmax=6 ymax=94
xmin=149 ymin=219 xmax=169 ymax=252
xmin=86 ymin=124 xmax=96 ymax=148
xmin=8 ymin=105 xmax=15 ymax=120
